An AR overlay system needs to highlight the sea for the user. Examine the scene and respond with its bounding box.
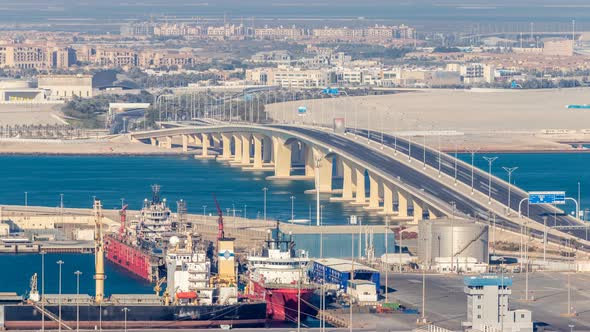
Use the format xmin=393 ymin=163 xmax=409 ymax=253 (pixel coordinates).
xmin=0 ymin=152 xmax=588 ymax=297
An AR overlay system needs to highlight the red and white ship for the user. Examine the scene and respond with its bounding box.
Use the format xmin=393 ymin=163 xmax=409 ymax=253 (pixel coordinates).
xmin=246 ymin=226 xmax=316 ymax=322
xmin=104 ymin=185 xmax=172 ymax=282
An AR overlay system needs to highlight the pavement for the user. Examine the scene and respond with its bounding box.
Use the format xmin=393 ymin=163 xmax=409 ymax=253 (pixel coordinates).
xmin=384 ymin=271 xmax=590 ymax=332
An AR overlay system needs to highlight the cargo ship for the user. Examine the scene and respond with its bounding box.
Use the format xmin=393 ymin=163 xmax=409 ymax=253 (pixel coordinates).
xmin=104 ymin=185 xmax=173 ymax=281
xmin=0 ymin=200 xmax=267 ymax=330
xmin=246 ymin=225 xmax=316 ymax=322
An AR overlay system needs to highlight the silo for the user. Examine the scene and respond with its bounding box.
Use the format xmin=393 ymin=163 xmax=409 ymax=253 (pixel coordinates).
xmin=418 ymin=218 xmax=488 ymax=265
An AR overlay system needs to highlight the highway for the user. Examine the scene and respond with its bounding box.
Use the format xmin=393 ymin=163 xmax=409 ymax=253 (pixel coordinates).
xmin=350 ymin=128 xmax=587 ymax=241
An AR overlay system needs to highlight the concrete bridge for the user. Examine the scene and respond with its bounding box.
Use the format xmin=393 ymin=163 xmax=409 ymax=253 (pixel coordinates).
xmin=129 ymin=124 xmax=590 ymax=252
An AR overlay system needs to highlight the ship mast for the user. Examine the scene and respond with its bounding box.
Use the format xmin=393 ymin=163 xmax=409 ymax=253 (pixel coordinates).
xmin=94 ymin=199 xmax=106 ymax=303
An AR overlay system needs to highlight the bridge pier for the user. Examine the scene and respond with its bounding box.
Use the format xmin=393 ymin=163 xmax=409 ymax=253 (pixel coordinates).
xmin=352 ymin=167 xmax=367 ymax=206
xmin=380 ymin=182 xmax=395 ymax=215
xmin=192 ymin=134 xmax=202 ymax=146
xmin=305 ymin=145 xmax=315 ymax=177
xmin=150 ymin=137 xmax=156 ymax=146
xmin=241 ymin=134 xmax=251 ymax=165
xmin=272 ymin=137 xmax=292 ymax=177
xmin=316 ymin=152 xmax=333 ymax=193
xmin=219 ymin=133 xmax=232 ymax=160
xmin=158 ymin=136 xmax=172 ymax=149
xmin=195 ymin=133 xmax=213 ymax=159
xmin=397 ymin=190 xmax=409 ymax=217
xmin=262 ymin=136 xmax=272 ymax=164
xmin=182 ymin=134 xmax=189 ymax=152
xmin=428 ymin=208 xmax=438 ymax=220
xmin=231 ymin=134 xmax=243 ymax=164
xmin=365 ymin=172 xmax=380 ymax=210
xmin=413 ymin=199 xmax=424 ymax=223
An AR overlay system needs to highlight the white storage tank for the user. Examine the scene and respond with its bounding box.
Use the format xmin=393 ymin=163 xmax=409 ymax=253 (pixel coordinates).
xmin=417 ymin=218 xmax=488 ymax=265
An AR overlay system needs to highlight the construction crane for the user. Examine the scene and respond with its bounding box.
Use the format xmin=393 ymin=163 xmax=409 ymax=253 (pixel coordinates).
xmin=154 ymin=276 xmax=166 ymax=297
xmin=213 ymin=194 xmax=225 ymax=240
xmin=118 ymin=204 xmax=129 ymax=239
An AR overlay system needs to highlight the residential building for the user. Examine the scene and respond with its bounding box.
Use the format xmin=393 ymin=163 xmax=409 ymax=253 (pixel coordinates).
xmin=94 ymin=48 xmax=138 ymax=67
xmin=542 ymin=38 xmax=574 ymax=56
xmin=463 ymin=275 xmax=533 ymax=332
xmin=254 ymin=26 xmax=304 ymax=40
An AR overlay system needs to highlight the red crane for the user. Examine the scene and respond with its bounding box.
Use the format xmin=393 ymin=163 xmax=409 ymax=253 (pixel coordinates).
xmin=119 ymin=204 xmax=129 ymax=239
xmin=212 ymin=194 xmax=225 ymax=240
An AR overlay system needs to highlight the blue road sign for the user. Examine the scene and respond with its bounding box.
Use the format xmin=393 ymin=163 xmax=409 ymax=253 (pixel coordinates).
xmin=322 ymin=88 xmax=339 ymax=95
xmin=297 ymin=106 xmax=307 ymax=116
xmin=528 ymin=191 xmax=566 ymax=205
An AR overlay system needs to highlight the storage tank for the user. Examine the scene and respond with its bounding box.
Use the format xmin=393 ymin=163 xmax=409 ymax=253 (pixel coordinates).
xmin=417 ymin=218 xmax=488 ymax=265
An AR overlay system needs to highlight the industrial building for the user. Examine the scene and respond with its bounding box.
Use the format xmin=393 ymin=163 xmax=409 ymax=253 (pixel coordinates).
xmin=309 ymin=258 xmax=380 ymax=293
xmin=463 ymin=275 xmax=533 ymax=332
xmin=38 ymin=74 xmax=93 ymax=100
xmin=418 ymin=218 xmax=489 ymax=271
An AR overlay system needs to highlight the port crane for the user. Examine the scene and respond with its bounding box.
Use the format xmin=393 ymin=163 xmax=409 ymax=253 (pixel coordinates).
xmin=154 ymin=276 xmax=166 ymax=297
xmin=213 ymin=194 xmax=225 ymax=240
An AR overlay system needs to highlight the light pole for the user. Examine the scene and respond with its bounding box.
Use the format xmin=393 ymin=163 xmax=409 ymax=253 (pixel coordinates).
xmin=290 ymin=195 xmax=295 ymax=223
xmin=74 ymin=270 xmax=82 ymax=332
xmin=453 ymin=142 xmax=458 ymax=185
xmin=262 ymin=187 xmax=268 ymax=221
xmin=24 ymin=191 xmax=28 ymax=207
xmin=41 ymin=251 xmax=46 ymax=332
xmin=57 ymin=260 xmax=64 ymax=332
xmin=483 ymin=156 xmax=498 ymax=204
xmin=202 ymin=205 xmax=207 ymax=217
xmin=502 ymin=166 xmax=518 ymax=215
xmin=122 ymin=307 xmax=130 ymax=332
xmin=467 ymin=147 xmax=480 ymax=194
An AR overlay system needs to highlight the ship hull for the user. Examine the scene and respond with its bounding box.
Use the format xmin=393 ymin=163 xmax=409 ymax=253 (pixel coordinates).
xmin=104 ymin=235 xmax=155 ymax=281
xmin=2 ymin=303 xmax=267 ymax=329
xmin=250 ymin=280 xmax=316 ymax=322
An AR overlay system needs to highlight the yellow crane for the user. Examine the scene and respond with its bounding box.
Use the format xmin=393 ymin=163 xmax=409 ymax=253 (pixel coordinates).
xmin=154 ymin=277 xmax=166 ymax=297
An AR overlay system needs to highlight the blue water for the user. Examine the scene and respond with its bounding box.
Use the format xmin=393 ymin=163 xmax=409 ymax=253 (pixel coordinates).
xmin=0 ymin=253 xmax=152 ymax=296
xmin=458 ymin=152 xmax=590 ymax=216
xmin=0 ymin=155 xmax=382 ymax=225
xmin=1 ymin=152 xmax=589 ymax=297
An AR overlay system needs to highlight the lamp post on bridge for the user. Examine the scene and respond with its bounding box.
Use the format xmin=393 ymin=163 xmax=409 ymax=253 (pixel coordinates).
xmin=483 ymin=156 xmax=498 ymax=204
xmin=466 ymin=147 xmax=480 ymax=194
xmin=502 ymin=167 xmax=518 ymax=215
xmin=262 ymin=187 xmax=268 ymax=222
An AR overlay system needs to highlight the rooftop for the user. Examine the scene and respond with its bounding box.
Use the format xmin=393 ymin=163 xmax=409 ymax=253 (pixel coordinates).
xmin=313 ymin=258 xmax=378 ymax=273
xmin=464 ymin=274 xmax=512 ymax=287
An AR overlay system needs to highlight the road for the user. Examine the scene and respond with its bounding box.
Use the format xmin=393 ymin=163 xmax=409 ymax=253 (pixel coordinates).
xmin=352 ymin=128 xmax=586 ymax=241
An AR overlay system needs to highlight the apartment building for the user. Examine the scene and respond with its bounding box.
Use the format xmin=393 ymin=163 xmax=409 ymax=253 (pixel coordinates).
xmin=0 ymin=44 xmax=74 ymax=70
xmin=254 ymin=26 xmax=305 ymax=40
xmin=246 ymin=67 xmax=333 ymax=88
xmin=154 ymin=24 xmax=202 ymax=37
xmin=94 ymin=48 xmax=138 ymax=67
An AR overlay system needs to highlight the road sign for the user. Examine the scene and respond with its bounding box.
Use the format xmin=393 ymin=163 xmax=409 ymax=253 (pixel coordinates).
xmin=322 ymin=87 xmax=339 ymax=95
xmin=528 ymin=191 xmax=566 ymax=205
xmin=297 ymin=106 xmax=307 ymax=116
xmin=350 ymin=215 xmax=358 ymax=225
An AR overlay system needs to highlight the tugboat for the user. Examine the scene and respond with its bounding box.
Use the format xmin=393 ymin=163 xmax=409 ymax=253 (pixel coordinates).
xmin=246 ymin=224 xmax=317 ymax=322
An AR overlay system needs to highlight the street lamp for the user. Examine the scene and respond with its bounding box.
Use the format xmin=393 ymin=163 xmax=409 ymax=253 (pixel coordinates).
xmin=502 ymin=166 xmax=518 ymax=215
xmin=483 ymin=156 xmax=498 ymax=204
xmin=122 ymin=307 xmax=130 ymax=332
xmin=290 ymin=195 xmax=295 ymax=223
xmin=202 ymin=205 xmax=207 ymax=217
xmin=466 ymin=147 xmax=480 ymax=194
xmin=57 ymin=260 xmax=64 ymax=332
xmin=74 ymin=271 xmax=82 ymax=332
xmin=41 ymin=251 xmax=46 ymax=332
xmin=262 ymin=187 xmax=268 ymax=222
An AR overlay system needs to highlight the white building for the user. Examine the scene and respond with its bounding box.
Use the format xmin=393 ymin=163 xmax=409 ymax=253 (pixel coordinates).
xmin=463 ymin=275 xmax=533 ymax=332
xmin=434 ymin=257 xmax=488 ymax=274
xmin=38 ymin=74 xmax=93 ymax=100
xmin=346 ymin=280 xmax=377 ymax=303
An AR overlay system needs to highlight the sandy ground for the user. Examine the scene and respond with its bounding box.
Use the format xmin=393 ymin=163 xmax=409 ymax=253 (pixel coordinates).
xmin=0 ymin=135 xmax=196 ymax=155
xmin=266 ymin=88 xmax=590 ymax=151
xmin=0 ymin=103 xmax=67 ymax=126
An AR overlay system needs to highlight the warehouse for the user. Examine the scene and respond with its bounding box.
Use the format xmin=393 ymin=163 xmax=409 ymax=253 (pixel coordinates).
xmin=309 ymin=258 xmax=380 ymax=292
